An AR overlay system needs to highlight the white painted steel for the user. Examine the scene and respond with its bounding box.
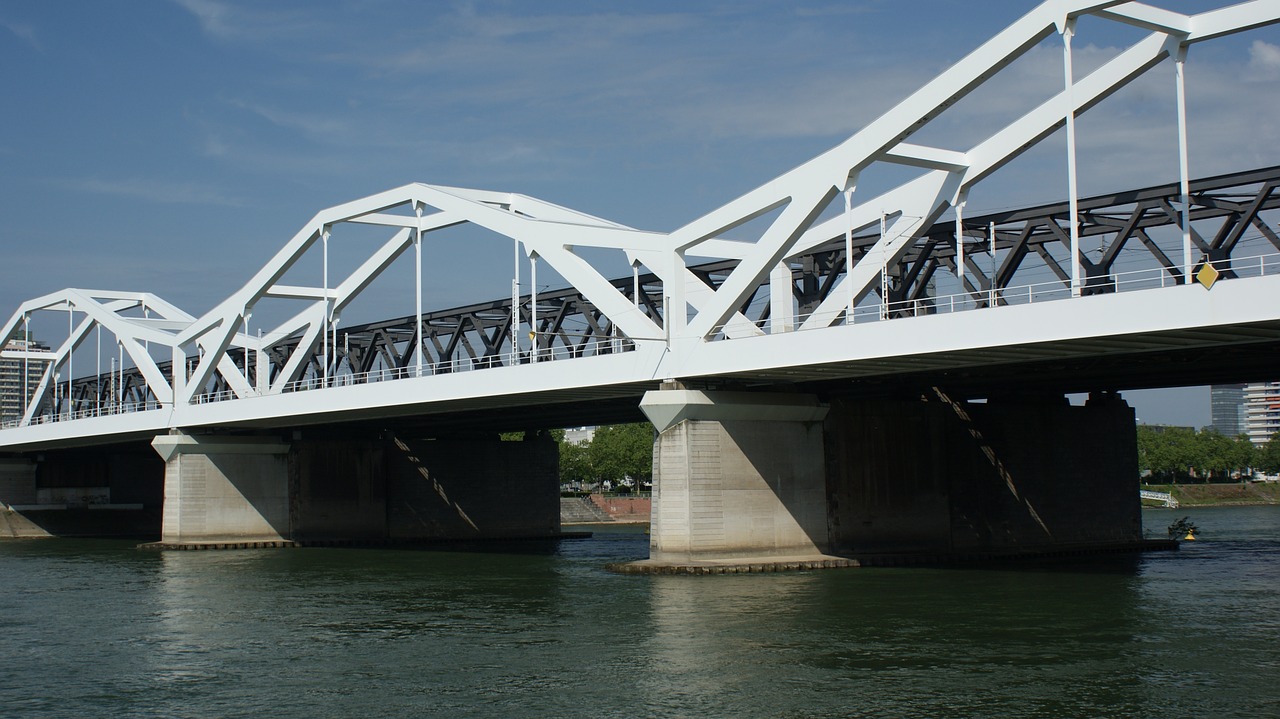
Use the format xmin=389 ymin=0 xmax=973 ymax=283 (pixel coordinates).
xmin=0 ymin=1 xmax=1277 ymax=450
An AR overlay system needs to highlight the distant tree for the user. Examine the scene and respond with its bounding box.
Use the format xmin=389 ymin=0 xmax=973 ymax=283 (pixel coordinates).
xmin=1195 ymin=428 xmax=1236 ymax=480
xmin=559 ymin=439 xmax=594 ymax=485
xmin=1138 ymin=425 xmax=1197 ymax=482
xmin=1229 ymin=433 xmax=1259 ymax=479
xmin=1258 ymin=432 xmax=1280 ymax=474
xmin=500 ymin=429 xmax=565 ymax=442
xmin=588 ymin=423 xmax=653 ymax=486
xmin=1138 ymin=426 xmax=1259 ymax=483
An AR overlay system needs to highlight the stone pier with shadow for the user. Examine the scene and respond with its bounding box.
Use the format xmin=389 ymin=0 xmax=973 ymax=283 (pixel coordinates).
xmin=617 ymin=383 xmax=1167 ymax=574
xmin=143 ymin=429 xmax=564 ymax=549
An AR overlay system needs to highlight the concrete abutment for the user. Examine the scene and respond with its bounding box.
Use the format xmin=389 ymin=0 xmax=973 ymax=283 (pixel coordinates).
xmin=0 ymin=446 xmax=162 ymax=538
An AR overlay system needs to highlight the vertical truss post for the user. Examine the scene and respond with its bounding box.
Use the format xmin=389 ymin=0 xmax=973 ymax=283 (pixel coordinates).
xmin=667 ymin=247 xmax=686 ymax=353
xmin=955 ymin=189 xmax=968 ymax=285
xmin=171 ymin=345 xmax=184 ymax=408
xmin=989 ymin=221 xmax=997 ymax=308
xmin=530 ymin=251 xmax=539 ymax=361
xmin=255 ymin=329 xmax=267 ymax=395
xmin=632 ymin=260 xmax=640 ymax=311
xmin=413 ymin=207 xmax=423 ymax=378
xmin=322 ymin=226 xmax=329 ymax=386
xmin=66 ymin=305 xmax=73 ymax=417
xmin=117 ymin=341 xmax=123 ymax=412
xmin=1062 ymin=18 xmax=1082 ymax=298
xmin=879 ymin=211 xmax=889 ymax=321
xmin=242 ymin=307 xmax=253 ymax=393
xmin=770 ymin=262 xmax=794 ymax=333
xmin=1175 ymin=44 xmax=1193 ymax=283
xmin=22 ymin=313 xmax=28 ymax=422
xmin=331 ymin=318 xmax=340 ymax=380
xmin=96 ymin=325 xmax=101 ymax=414
xmin=844 ymin=186 xmax=856 ymax=324
xmin=511 ymin=235 xmax=520 ymax=367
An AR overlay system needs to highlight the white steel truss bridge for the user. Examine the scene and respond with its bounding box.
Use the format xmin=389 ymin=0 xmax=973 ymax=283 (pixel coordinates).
xmin=3 ymin=0 xmax=1280 ymax=451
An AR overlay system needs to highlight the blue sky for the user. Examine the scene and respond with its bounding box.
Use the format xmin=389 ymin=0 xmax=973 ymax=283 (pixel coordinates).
xmin=2 ymin=0 xmax=1279 ymax=426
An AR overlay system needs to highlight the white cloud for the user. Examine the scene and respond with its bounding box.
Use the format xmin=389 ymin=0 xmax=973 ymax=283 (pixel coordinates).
xmin=1247 ymin=39 xmax=1280 ymax=78
xmin=66 ymin=178 xmax=248 ymax=207
xmin=0 ymin=18 xmax=40 ymax=50
xmin=169 ymin=0 xmax=235 ymax=37
xmin=225 ymin=98 xmax=349 ymax=140
xmin=168 ymin=0 xmax=319 ymax=43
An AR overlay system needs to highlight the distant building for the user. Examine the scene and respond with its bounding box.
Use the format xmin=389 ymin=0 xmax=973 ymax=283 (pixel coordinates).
xmin=0 ymin=338 xmax=51 ymax=424
xmin=1244 ymin=381 xmax=1280 ymax=446
xmin=1209 ymin=383 xmax=1247 ymax=436
xmin=563 ymin=427 xmax=596 ymax=445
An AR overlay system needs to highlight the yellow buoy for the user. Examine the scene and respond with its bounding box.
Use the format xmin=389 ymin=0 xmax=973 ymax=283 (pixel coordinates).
xmin=1184 ymin=532 xmax=1196 ymax=541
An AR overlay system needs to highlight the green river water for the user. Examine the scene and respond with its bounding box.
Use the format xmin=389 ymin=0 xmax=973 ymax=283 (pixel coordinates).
xmin=1 ymin=506 xmax=1277 ymax=718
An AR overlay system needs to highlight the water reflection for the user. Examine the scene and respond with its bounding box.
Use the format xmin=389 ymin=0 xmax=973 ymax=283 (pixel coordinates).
xmin=1 ymin=512 xmax=1277 ymax=718
xmin=642 ymin=573 xmax=823 ymax=712
xmin=636 ymin=559 xmax=1160 ymax=717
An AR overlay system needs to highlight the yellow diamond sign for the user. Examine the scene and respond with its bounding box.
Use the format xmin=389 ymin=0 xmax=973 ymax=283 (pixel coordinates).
xmin=1196 ymin=262 xmax=1220 ymax=290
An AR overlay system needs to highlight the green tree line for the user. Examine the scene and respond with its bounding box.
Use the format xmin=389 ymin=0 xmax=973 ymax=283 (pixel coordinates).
xmin=559 ymin=423 xmax=654 ymax=489
xmin=1138 ymin=425 xmax=1280 ymax=482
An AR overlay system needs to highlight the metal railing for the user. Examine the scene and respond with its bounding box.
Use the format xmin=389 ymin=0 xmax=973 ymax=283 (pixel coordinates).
xmin=4 ymin=337 xmax=640 ymax=427
xmin=190 ymin=336 xmax=638 ymax=405
xmin=0 ymin=399 xmax=166 ymax=430
xmin=1140 ymin=489 xmax=1179 ymax=508
xmin=723 ymin=252 xmax=1280 ymax=337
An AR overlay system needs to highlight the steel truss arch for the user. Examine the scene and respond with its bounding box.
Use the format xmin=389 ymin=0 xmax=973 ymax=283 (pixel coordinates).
xmin=1 ymin=0 xmax=1278 ymax=435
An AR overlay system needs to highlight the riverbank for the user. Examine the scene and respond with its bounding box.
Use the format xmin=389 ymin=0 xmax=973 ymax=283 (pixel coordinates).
xmin=560 ymin=494 xmax=651 ymax=525
xmin=1141 ymin=482 xmax=1280 ymax=507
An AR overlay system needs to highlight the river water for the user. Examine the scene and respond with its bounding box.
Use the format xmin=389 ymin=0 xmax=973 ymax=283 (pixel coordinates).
xmin=1 ymin=506 xmax=1277 ymax=718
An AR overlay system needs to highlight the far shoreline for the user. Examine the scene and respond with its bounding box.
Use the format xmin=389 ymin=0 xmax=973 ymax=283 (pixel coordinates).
xmin=1140 ymin=482 xmax=1280 ymax=508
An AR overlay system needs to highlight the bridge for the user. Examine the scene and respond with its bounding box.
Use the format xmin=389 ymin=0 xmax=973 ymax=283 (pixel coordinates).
xmin=2 ymin=1 xmax=1278 ymax=567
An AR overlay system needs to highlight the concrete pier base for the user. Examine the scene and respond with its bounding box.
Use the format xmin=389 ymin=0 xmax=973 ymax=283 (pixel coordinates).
xmin=148 ymin=430 xmax=562 ymax=549
xmin=152 ymin=433 xmax=291 ymax=546
xmin=639 ymin=388 xmax=830 ymax=565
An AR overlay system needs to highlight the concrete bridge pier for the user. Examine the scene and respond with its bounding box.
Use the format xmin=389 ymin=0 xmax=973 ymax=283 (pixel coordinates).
xmin=149 ymin=429 xmax=563 ymax=548
xmin=638 ymin=385 xmax=835 ymax=567
xmin=624 ymin=383 xmax=1149 ymax=573
xmin=152 ymin=433 xmax=292 ymax=546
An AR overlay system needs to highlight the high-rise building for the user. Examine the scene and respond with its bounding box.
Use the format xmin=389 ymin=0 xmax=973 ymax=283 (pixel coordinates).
xmin=0 ymin=338 xmax=51 ymax=424
xmin=1209 ymin=383 xmax=1247 ymax=437
xmin=1245 ymin=381 xmax=1280 ymax=446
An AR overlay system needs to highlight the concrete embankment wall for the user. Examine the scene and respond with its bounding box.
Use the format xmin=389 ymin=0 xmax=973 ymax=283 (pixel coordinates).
xmin=589 ymin=494 xmax=650 ymax=522
xmin=0 ymin=444 xmax=163 ymax=538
